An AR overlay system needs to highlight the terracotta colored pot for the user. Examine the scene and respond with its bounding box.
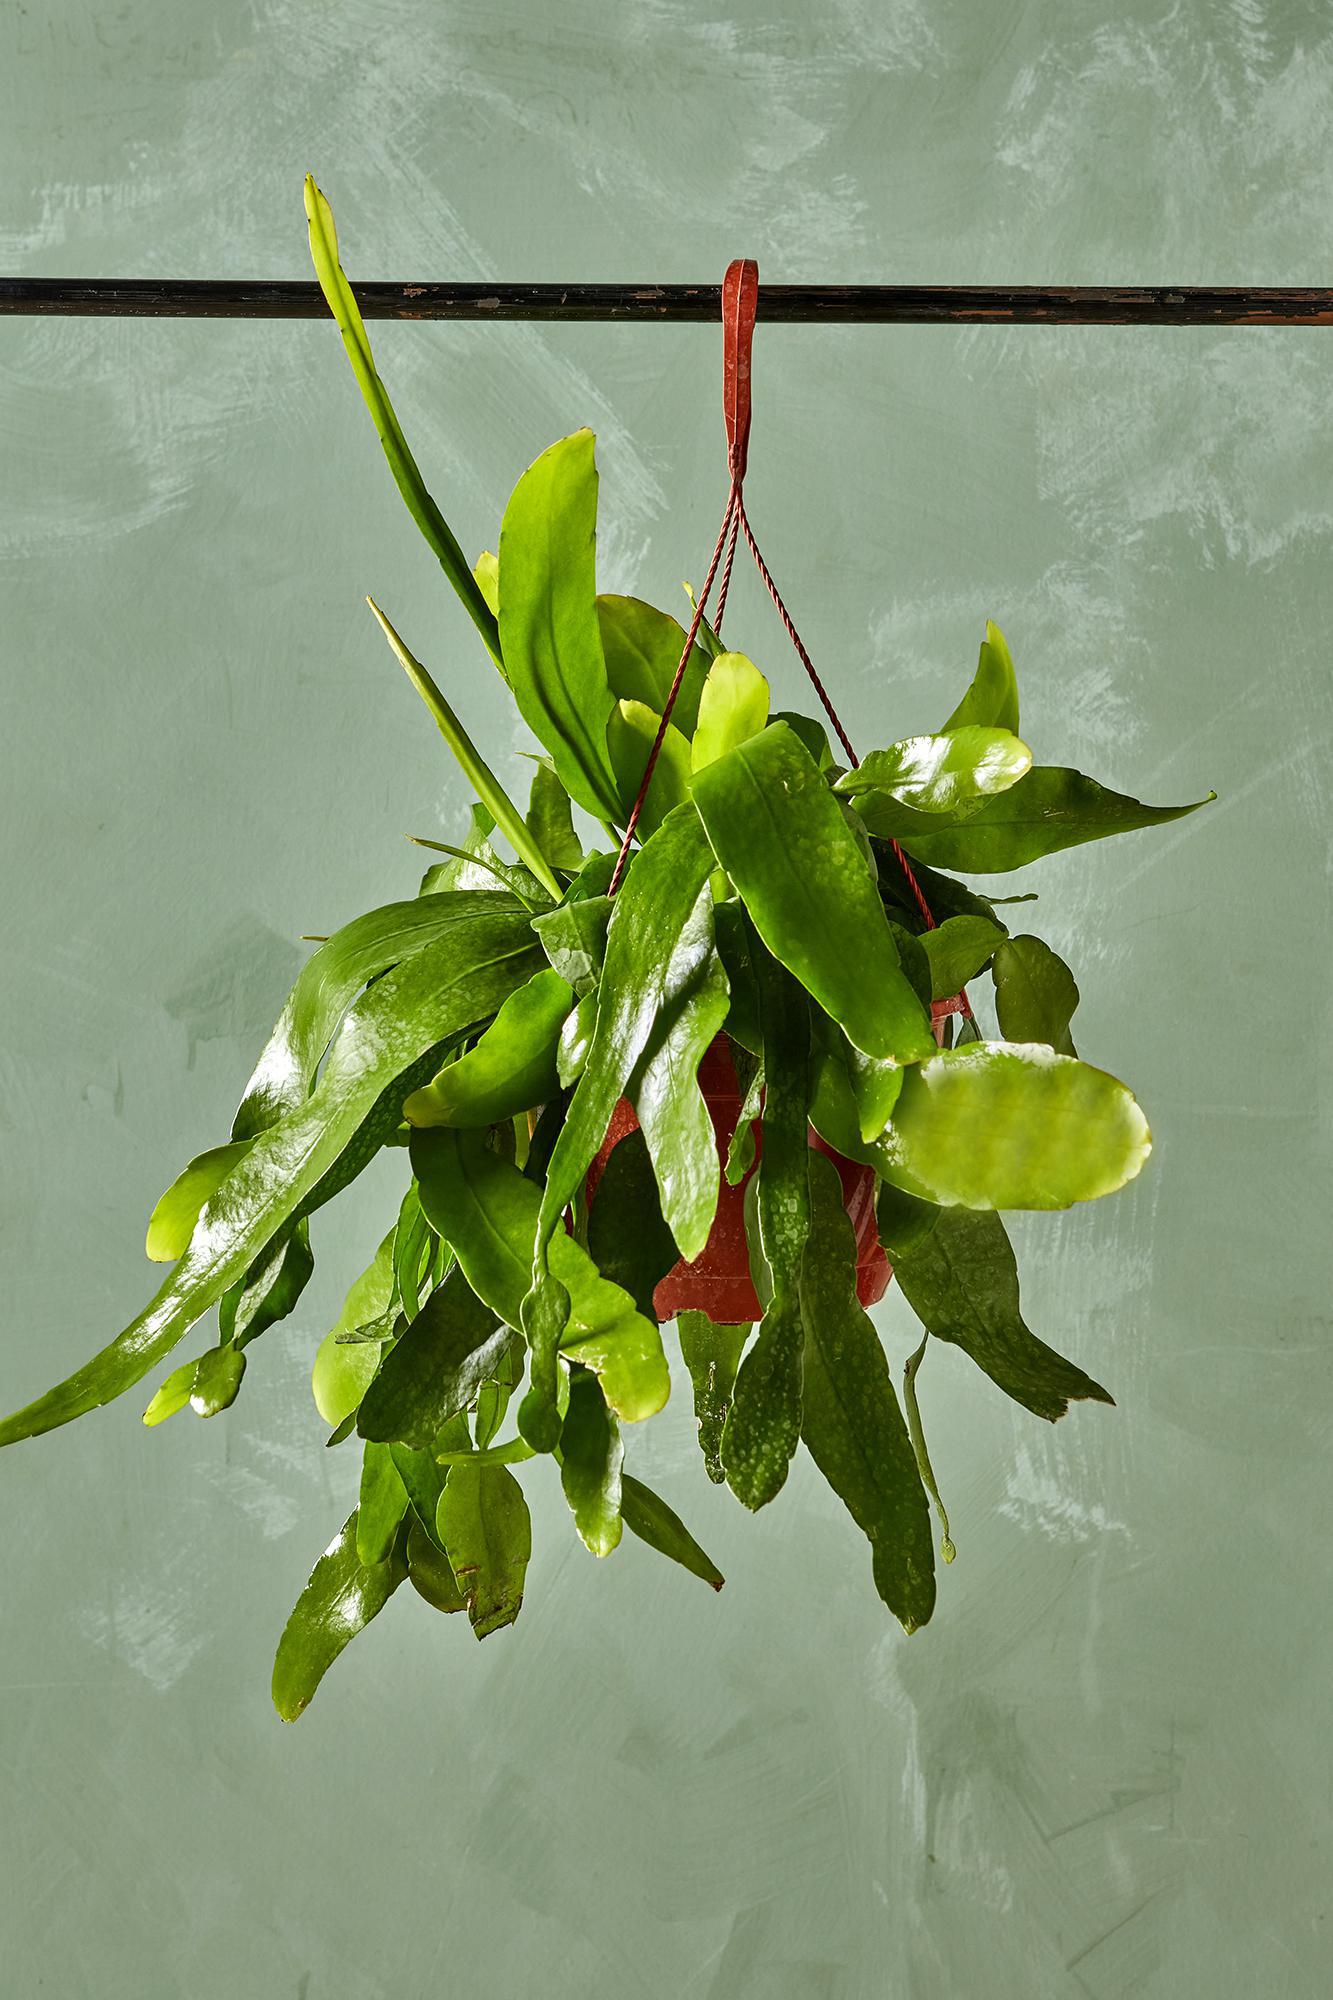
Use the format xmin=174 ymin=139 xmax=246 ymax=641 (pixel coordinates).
xmin=585 ymin=1033 xmax=891 ymax=1325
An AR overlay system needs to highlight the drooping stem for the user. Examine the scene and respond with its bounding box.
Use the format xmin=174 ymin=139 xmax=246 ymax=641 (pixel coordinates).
xmin=903 ymin=1333 xmax=956 ymax=1563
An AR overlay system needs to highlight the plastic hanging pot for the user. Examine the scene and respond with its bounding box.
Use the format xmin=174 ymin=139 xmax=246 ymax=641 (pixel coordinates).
xmin=584 ymin=1033 xmax=890 ymax=1325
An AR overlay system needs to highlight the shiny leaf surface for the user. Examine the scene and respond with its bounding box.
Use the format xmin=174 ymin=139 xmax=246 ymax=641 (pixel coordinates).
xmin=692 ymin=723 xmax=935 ymax=1063
xmin=608 ymin=698 xmax=694 ymax=840
xmin=473 ymin=1338 xmax=522 ymax=1450
xmin=890 ymin=766 xmax=1214 ymax=873
xmin=437 ymin=1462 xmax=532 ymax=1638
xmin=621 ymin=1473 xmax=724 ymax=1590
xmin=531 ymin=894 xmax=612 ymax=995
xmin=141 ymin=1357 xmax=199 ymax=1429
xmin=809 ymin=1006 xmax=904 ymax=1144
xmin=722 ymin=951 xmax=810 ymax=1510
xmin=406 ymin=1518 xmax=465 ymax=1613
xmin=836 ymin=726 xmax=1031 ymax=814
xmin=917 ymin=914 xmax=1008 ymax=1000
xmin=880 ymin=1043 xmax=1151 ymax=1210
xmin=627 ymin=902 xmax=730 ymax=1264
xmin=232 ymin=889 xmax=526 ymax=1142
xmin=992 ymin=934 xmax=1080 ymax=1055
xmin=311 ymin=1230 xmax=396 ymax=1425
xmin=942 ymin=620 xmax=1020 ymax=735
xmin=188 ymin=1344 xmax=246 ymax=1418
xmin=724 ymin=1056 xmax=763 ymax=1183
xmin=356 ymin=1442 xmax=410 ymax=1566
xmin=800 ymin=1151 xmax=935 ymax=1633
xmin=691 ymin=652 xmax=770 ymax=771
xmin=472 ymin=548 xmax=499 ymax=617
xmin=390 ymin=1441 xmax=450 ymax=1553
xmin=404 ymin=967 xmax=572 ymax=1129
xmin=390 ymin=1185 xmax=434 ymax=1320
xmin=556 ymin=989 xmax=597 ymax=1086
xmin=522 ymin=802 xmax=717 ymax=1443
xmin=412 ymin=1128 xmax=669 ymax=1426
xmin=597 ymin=593 xmax=711 ymax=738
xmin=880 ymin=1203 xmax=1113 ymax=1421
xmin=497 ymin=429 xmax=622 ymax=821
xmin=0 ymin=922 xmax=540 ymax=1447
xmin=357 ymin=1263 xmax=508 ymax=1449
xmin=145 ymin=1141 xmax=252 ymax=1263
xmin=559 ymin=1367 xmax=623 ymax=1556
xmin=219 ymin=1217 xmax=314 ymax=1348
xmin=271 ymin=1508 xmax=406 ymax=1721
xmin=678 ymin=1311 xmax=751 ymax=1483
xmin=303 ymin=178 xmax=502 ymax=668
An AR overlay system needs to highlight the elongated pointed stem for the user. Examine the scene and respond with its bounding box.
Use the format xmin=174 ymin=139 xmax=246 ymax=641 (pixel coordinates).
xmin=903 ymin=1333 xmax=956 ymax=1563
xmin=304 ymin=175 xmax=503 ymax=669
xmin=405 ymin=835 xmax=541 ymax=908
xmin=366 ymin=598 xmax=562 ymax=899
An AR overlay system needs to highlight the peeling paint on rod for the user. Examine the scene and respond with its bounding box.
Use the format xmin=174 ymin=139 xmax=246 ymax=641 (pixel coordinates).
xmin=1 ymin=279 xmax=1332 ymax=325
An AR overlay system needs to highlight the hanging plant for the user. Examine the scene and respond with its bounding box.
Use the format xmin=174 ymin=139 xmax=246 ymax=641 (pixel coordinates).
xmin=0 ymin=182 xmax=1214 ymax=1719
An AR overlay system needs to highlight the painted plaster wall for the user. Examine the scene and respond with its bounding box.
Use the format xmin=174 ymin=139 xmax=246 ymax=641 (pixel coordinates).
xmin=1 ymin=2 xmax=1329 ymax=1994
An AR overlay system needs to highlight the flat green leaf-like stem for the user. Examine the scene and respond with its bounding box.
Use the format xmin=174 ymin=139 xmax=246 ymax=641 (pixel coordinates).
xmin=404 ymin=966 xmax=573 ymax=1129
xmin=522 ymin=803 xmax=719 ymax=1441
xmin=677 ymin=1312 xmax=751 ymax=1482
xmin=406 ymin=1519 xmax=466 ymax=1614
xmin=621 ymin=1474 xmax=724 ymax=1590
xmin=627 ymin=885 xmax=731 ymax=1264
xmin=271 ymin=1509 xmax=407 ymax=1721
xmin=357 ymin=1442 xmax=410 ymax=1566
xmin=366 ymin=598 xmax=562 ymax=899
xmin=437 ymin=1462 xmax=532 ymax=1639
xmin=917 ymin=915 xmax=1008 ymax=1000
xmin=311 ymin=1230 xmax=396 ymax=1426
xmin=586 ymin=1128 xmax=680 ymax=1322
xmin=800 ymin=1153 xmax=936 ymax=1633
xmin=721 ymin=950 xmax=811 ymax=1511
xmin=411 ymin=1128 xmax=670 ymax=1426
xmin=526 ymin=757 xmax=584 ymax=871
xmin=559 ymin=1368 xmax=624 ymax=1556
xmin=887 ymin=766 xmax=1215 ymax=873
xmin=0 ymin=923 xmax=539 ymax=1446
xmin=233 ymin=888 xmax=526 ymax=1141
xmin=303 ymin=176 xmax=502 ymax=667
xmin=692 ymin=723 xmax=935 ymax=1063
xmin=692 ymin=652 xmax=770 ymax=771
xmin=943 ymin=621 xmax=1020 ymax=735
xmin=992 ymin=934 xmax=1079 ymax=1054
xmin=497 ymin=429 xmax=623 ymax=823
xmin=608 ymin=698 xmax=695 ymax=839
xmin=597 ymin=594 xmax=712 ymax=738
xmin=836 ymin=727 xmax=1031 ymax=814
xmin=220 ymin=1217 xmax=314 ymax=1348
xmin=881 ymin=1204 xmax=1113 ymax=1422
xmin=145 ymin=1140 xmax=253 ymax=1262
xmin=881 ymin=1042 xmax=1151 ymax=1210
xmin=357 ymin=1263 xmax=509 ymax=1449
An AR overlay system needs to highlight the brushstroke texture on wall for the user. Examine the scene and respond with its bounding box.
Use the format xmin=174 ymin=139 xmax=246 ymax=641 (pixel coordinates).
xmin=0 ymin=2 xmax=1329 ymax=1994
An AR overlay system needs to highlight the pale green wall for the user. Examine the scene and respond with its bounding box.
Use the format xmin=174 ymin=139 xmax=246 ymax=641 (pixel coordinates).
xmin=2 ymin=3 xmax=1330 ymax=1995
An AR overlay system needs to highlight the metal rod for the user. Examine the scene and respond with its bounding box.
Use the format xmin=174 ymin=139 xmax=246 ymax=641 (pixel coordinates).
xmin=2 ymin=278 xmax=1332 ymax=325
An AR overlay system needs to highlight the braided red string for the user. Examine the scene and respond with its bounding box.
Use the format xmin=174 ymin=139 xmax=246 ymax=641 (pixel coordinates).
xmin=713 ymin=503 xmax=741 ymax=632
xmin=609 ymin=257 xmax=976 ymax=1026
xmin=733 ymin=494 xmax=858 ymax=769
xmin=607 ymin=478 xmax=738 ymax=896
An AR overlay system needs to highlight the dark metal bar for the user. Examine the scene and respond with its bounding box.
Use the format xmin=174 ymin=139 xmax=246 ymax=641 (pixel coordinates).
xmin=2 ymin=278 xmax=1332 ymax=325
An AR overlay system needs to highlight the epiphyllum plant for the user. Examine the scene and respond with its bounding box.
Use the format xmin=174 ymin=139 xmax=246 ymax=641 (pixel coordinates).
xmin=0 ymin=183 xmax=1213 ymax=1719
